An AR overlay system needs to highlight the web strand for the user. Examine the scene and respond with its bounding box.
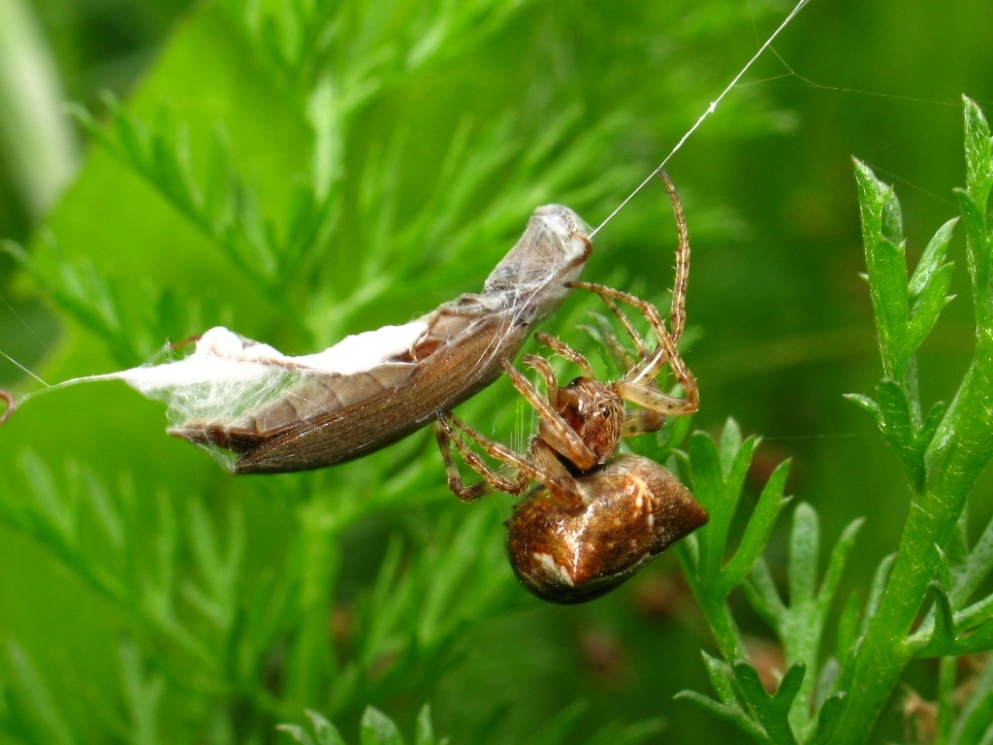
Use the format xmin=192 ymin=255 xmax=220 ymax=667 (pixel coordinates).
xmin=0 ymin=348 xmax=49 ymax=387
xmin=590 ymin=0 xmax=812 ymax=238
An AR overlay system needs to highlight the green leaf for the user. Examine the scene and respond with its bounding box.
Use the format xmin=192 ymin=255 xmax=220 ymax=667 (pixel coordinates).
xmin=787 ymin=503 xmax=820 ymax=607
xmin=718 ymin=417 xmax=744 ymax=476
xmin=414 ymin=705 xmax=436 ymax=745
xmin=963 ymin=96 xmax=993 ymax=214
xmin=854 ymin=158 xmax=911 ymax=378
xmin=277 ymin=710 xmax=347 ymax=745
xmin=874 ymin=378 xmax=922 ymax=486
xmin=688 ymin=425 xmax=761 ymax=584
xmin=950 ymin=511 xmax=993 ymax=607
xmin=908 ymin=217 xmax=957 ymax=298
xmin=674 ymin=690 xmax=768 ymax=743
xmin=906 ymin=261 xmax=954 ymax=353
xmin=4 ymin=642 xmax=74 ymax=745
xmin=807 ymin=693 xmax=848 ymax=745
xmin=732 ymin=661 xmax=801 ymax=745
xmin=530 ymin=700 xmax=587 ymax=745
xmin=952 ymin=654 xmax=993 ymax=745
xmin=118 ymin=639 xmax=164 ymax=745
xmin=361 ymin=707 xmax=404 ymax=745
xmin=701 ymin=650 xmax=737 ymax=705
xmin=955 ymin=188 xmax=993 ymax=330
xmin=844 ymin=393 xmax=882 ymax=425
xmin=817 ymin=519 xmax=864 ymax=615
xmin=743 ymin=559 xmax=786 ymax=631
xmin=860 ymin=553 xmax=896 ymax=636
xmin=721 ymin=460 xmax=792 ymax=593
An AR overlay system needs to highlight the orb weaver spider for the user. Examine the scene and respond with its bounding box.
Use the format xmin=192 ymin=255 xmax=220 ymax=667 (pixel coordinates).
xmin=435 ymin=173 xmax=707 ymax=604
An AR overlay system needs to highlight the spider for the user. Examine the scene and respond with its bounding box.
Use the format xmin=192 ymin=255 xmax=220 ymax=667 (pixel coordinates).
xmin=435 ymin=173 xmax=708 ymax=604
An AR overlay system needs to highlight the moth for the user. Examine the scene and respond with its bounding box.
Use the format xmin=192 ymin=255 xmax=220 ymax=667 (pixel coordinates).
xmin=0 ymin=206 xmax=592 ymax=474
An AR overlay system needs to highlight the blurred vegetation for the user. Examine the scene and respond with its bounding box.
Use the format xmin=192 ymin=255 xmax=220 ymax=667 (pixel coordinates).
xmin=1 ymin=0 xmax=993 ymax=743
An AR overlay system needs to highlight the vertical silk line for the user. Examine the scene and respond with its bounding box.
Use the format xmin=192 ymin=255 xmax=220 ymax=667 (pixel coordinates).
xmin=590 ymin=0 xmax=811 ymax=238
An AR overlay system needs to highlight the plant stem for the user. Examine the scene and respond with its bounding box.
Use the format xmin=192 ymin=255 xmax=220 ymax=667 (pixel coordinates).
xmin=831 ymin=361 xmax=993 ymax=742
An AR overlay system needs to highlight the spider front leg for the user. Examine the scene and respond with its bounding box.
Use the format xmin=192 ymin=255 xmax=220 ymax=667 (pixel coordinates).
xmin=567 ymin=284 xmax=684 ymax=387
xmin=435 ymin=410 xmax=583 ymax=507
xmin=533 ymin=332 xmax=597 ymax=378
xmin=659 ymin=169 xmax=690 ymax=343
xmin=435 ymin=411 xmax=532 ymax=501
xmin=614 ymin=311 xmax=698 ymax=427
xmin=0 ymin=389 xmax=15 ymax=426
xmin=500 ymin=359 xmax=602 ymax=472
xmin=569 ymin=282 xmax=698 ymax=432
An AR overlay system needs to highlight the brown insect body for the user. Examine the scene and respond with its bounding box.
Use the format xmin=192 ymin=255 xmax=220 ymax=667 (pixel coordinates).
xmin=173 ymin=205 xmax=591 ymax=473
xmin=508 ymin=453 xmax=707 ymax=604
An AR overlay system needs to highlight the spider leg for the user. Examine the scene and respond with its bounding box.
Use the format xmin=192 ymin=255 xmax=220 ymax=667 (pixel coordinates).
xmin=0 ymin=389 xmax=15 ymax=426
xmin=534 ymin=332 xmax=596 ymax=378
xmin=521 ymin=353 xmax=560 ymax=409
xmin=659 ymin=171 xmax=690 ymax=343
xmin=566 ymin=282 xmax=670 ymax=382
xmin=613 ymin=315 xmax=698 ymax=430
xmin=436 ymin=409 xmax=583 ymax=507
xmin=578 ymin=315 xmax=636 ymax=375
xmin=501 ymin=359 xmax=601 ymax=472
xmin=562 ymin=283 xmax=698 ymax=436
xmin=435 ymin=411 xmax=534 ymax=501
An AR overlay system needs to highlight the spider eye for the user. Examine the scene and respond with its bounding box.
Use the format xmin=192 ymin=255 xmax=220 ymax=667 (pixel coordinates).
xmin=600 ymin=406 xmax=612 ymax=418
xmin=568 ymin=377 xmax=583 ymax=389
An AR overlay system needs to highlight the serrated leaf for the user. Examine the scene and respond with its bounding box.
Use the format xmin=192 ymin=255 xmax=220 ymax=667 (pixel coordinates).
xmin=118 ymin=639 xmax=164 ymax=745
xmin=929 ymin=581 xmax=957 ymax=646
xmin=952 ymin=515 xmax=993 ymax=607
xmin=581 ymin=718 xmax=665 ymax=745
xmin=726 ymin=435 xmax=761 ymax=498
xmin=875 ymin=378 xmax=913 ymax=448
xmin=775 ymin=663 xmax=807 ymax=709
xmin=687 ymin=429 xmax=729 ymax=575
xmin=912 ymin=580 xmax=993 ymax=656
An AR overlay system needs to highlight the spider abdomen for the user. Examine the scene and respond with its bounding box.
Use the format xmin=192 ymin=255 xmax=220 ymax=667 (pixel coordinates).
xmin=507 ymin=454 xmax=708 ymax=604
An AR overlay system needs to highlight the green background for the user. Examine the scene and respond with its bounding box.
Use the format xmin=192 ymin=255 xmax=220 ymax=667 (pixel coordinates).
xmin=1 ymin=0 xmax=991 ymax=742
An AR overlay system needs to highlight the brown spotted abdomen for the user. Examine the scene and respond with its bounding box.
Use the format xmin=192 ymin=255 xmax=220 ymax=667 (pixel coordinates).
xmin=507 ymin=454 xmax=707 ymax=604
